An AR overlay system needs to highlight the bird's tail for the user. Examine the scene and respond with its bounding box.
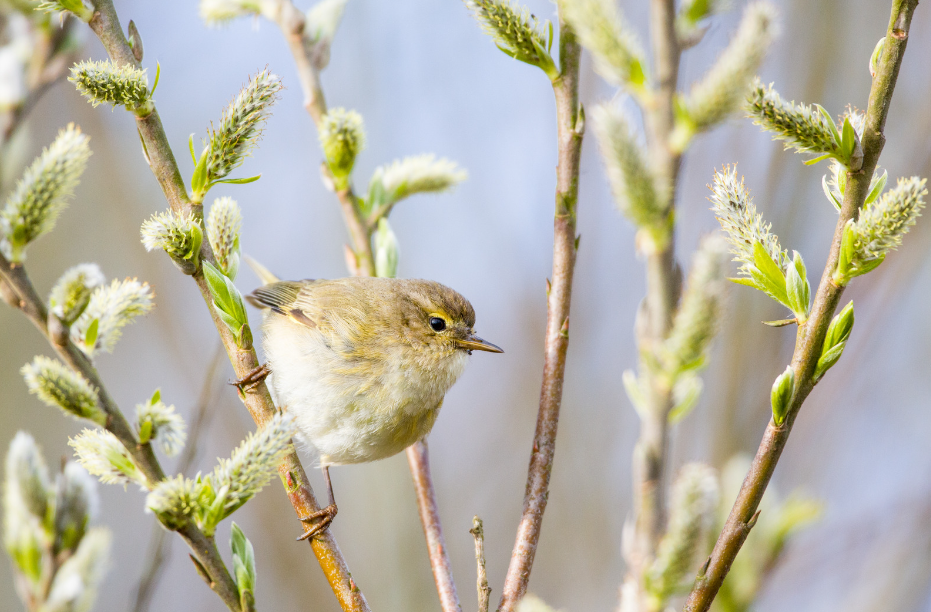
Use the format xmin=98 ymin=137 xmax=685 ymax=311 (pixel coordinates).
xmin=244 ymin=254 xmax=280 ymax=285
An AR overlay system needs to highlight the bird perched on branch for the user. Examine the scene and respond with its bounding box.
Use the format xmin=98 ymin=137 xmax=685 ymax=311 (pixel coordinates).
xmin=239 ymin=266 xmax=502 ymax=539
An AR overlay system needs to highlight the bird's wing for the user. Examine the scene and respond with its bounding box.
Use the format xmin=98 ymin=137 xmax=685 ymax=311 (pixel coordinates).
xmin=247 ymin=281 xmax=321 ymax=329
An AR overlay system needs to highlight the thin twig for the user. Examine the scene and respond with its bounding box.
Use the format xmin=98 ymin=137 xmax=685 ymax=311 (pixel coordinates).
xmin=470 ymin=516 xmax=491 ymax=612
xmin=683 ymin=2 xmax=920 ymax=610
xmin=131 ymin=343 xmax=227 ymax=612
xmin=407 ymin=441 xmax=461 ymax=612
xmin=498 ymin=11 xmax=584 ymax=611
xmin=82 ymin=2 xmax=369 ymax=609
xmin=265 ymin=2 xmax=460 ymax=607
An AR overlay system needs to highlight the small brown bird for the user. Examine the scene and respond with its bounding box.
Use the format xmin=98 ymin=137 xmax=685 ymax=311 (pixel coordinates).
xmin=242 ymin=275 xmax=502 ymax=538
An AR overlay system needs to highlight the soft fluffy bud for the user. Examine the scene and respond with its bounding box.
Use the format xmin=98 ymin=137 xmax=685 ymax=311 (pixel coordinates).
xmin=206 ymin=197 xmax=242 ymax=279
xmin=370 ymin=154 xmax=467 ymax=213
xmin=319 ymin=107 xmax=365 ymax=187
xmin=770 ymin=365 xmax=794 ymax=425
xmin=561 ymin=0 xmax=646 ymax=90
xmin=677 ymin=0 xmax=732 ymax=43
xmin=69 ymin=60 xmax=152 ymax=115
xmin=69 ymin=429 xmax=147 ymax=488
xmin=0 ymin=124 xmax=90 ymax=262
xmin=710 ymin=165 xmax=788 ymax=276
xmin=21 ymin=357 xmax=104 ymax=425
xmin=466 ymin=0 xmax=557 ymax=78
xmin=146 ymin=474 xmax=208 ymax=531
xmin=663 ymin=235 xmax=727 ymax=375
xmin=592 ymin=104 xmax=667 ymax=232
xmin=70 ymin=278 xmax=154 ymax=357
xmin=44 ymin=527 xmax=110 ymax=612
xmin=305 ymin=0 xmax=349 ymax=70
xmin=136 ymin=390 xmax=187 ymax=457
xmin=674 ymin=2 xmax=777 ymax=148
xmin=204 ymin=413 xmax=295 ymax=533
xmin=747 ymin=79 xmax=840 ymax=162
xmin=5 ymin=432 xmax=51 ymax=521
xmin=48 ymin=264 xmax=106 ymax=326
xmin=835 ymin=177 xmax=926 ymax=284
xmin=205 ymin=69 xmax=281 ymax=183
xmin=140 ymin=209 xmax=204 ymax=273
xmin=646 ymin=463 xmax=719 ymax=605
xmin=199 ymin=0 xmax=275 ymax=26
xmin=53 ymin=462 xmax=97 ymax=554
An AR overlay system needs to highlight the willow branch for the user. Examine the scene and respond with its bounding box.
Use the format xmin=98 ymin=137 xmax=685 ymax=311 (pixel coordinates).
xmin=266 ymin=2 xmax=459 ymax=607
xmin=408 ymin=441 xmax=461 ymax=612
xmin=0 ymin=253 xmax=242 ymax=612
xmin=497 ymin=14 xmax=584 ymax=612
xmin=83 ymin=2 xmax=369 ymax=610
xmin=683 ymin=2 xmax=919 ymax=610
xmin=470 ymin=516 xmax=491 ymax=612
xmin=627 ymin=0 xmax=684 ymax=590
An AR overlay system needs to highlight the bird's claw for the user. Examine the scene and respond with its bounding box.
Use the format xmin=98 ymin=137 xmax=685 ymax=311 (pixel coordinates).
xmin=232 ymin=363 xmax=271 ymax=391
xmin=296 ymin=504 xmax=338 ymax=541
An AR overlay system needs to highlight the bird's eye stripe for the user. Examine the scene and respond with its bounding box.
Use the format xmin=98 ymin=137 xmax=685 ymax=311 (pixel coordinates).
xmin=429 ymin=317 xmax=446 ymax=332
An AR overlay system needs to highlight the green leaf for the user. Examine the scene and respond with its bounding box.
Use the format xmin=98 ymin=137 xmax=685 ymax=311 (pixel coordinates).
xmin=191 ymin=148 xmax=209 ymax=199
xmin=822 ymin=174 xmax=841 ymax=211
xmin=188 ymin=134 xmax=197 ymax=166
xmin=138 ymin=419 xmax=153 ymax=445
xmin=751 ymin=241 xmax=789 ymax=306
xmin=824 ymin=301 xmax=854 ymax=349
xmin=816 ymin=105 xmax=841 ymax=150
xmin=212 ymin=175 xmax=262 ymax=186
xmin=803 ymin=153 xmax=833 ymax=166
xmin=865 ymin=169 xmax=888 ymax=205
xmin=203 ymin=261 xmax=234 ymax=314
xmin=834 ymin=220 xmax=856 ymax=285
xmin=84 ymin=318 xmax=99 ymax=350
xmin=814 ymin=342 xmax=845 ymax=381
xmin=840 ymin=117 xmax=855 ymax=164
xmin=763 ymin=318 xmax=798 ymax=327
xmin=151 ymin=62 xmax=161 ymax=96
xmin=729 ymin=276 xmax=759 ymax=289
xmin=150 ymin=388 xmax=161 ymax=405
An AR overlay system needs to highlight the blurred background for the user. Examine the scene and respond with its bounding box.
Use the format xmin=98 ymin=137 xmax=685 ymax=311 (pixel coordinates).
xmin=2 ymin=0 xmax=931 ymax=610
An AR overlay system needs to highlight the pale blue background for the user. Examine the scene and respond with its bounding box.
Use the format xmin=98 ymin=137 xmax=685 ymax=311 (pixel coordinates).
xmin=2 ymin=1 xmax=931 ymax=610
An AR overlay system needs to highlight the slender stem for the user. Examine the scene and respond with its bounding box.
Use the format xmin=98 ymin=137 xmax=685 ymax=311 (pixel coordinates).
xmin=628 ymin=0 xmax=683 ymax=598
xmin=497 ymin=14 xmax=583 ymax=611
xmin=683 ymin=2 xmax=919 ymax=610
xmin=470 ymin=516 xmax=491 ymax=612
xmin=407 ymin=441 xmax=461 ymax=612
xmin=82 ymin=2 xmax=370 ymax=609
xmin=266 ymin=1 xmax=459 ymax=605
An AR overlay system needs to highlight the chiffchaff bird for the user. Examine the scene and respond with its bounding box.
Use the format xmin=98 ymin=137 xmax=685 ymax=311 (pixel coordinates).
xmin=241 ymin=275 xmax=502 ymax=539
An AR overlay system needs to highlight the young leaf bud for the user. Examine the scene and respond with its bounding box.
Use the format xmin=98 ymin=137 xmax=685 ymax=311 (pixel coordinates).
xmin=814 ymin=301 xmax=854 ymax=381
xmin=69 ymin=60 xmax=153 ymax=115
xmin=136 ymin=391 xmax=187 ymax=457
xmin=140 ymin=209 xmax=204 ymax=274
xmin=560 ymin=0 xmax=646 ymax=91
xmin=305 ymin=0 xmax=349 ymax=70
xmin=592 ymin=104 xmax=668 ymax=237
xmin=21 ymin=357 xmax=105 ymax=425
xmin=53 ymin=462 xmax=97 ymax=554
xmin=785 ymin=250 xmax=810 ymax=323
xmin=70 ymin=279 xmax=154 ymax=357
xmin=206 ymin=197 xmax=242 ymax=279
xmin=319 ymin=108 xmax=365 ymax=189
xmin=374 ymin=218 xmax=399 ymax=279
xmin=203 ymin=261 xmax=250 ymax=348
xmin=467 ymin=0 xmax=558 ymax=79
xmin=48 ymin=264 xmax=106 ymax=326
xmin=0 ymin=124 xmax=91 ymax=262
xmin=230 ymin=522 xmax=256 ymax=597
xmin=646 ymin=463 xmax=719 ymax=606
xmin=69 ymin=429 xmax=146 ymax=488
xmin=770 ymin=365 xmax=794 ymax=425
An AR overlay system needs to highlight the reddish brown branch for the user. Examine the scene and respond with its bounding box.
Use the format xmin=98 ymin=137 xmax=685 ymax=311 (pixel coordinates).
xmin=497 ymin=14 xmax=584 ymax=612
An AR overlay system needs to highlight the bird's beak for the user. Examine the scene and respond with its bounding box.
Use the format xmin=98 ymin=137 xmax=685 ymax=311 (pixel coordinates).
xmin=457 ymin=333 xmax=504 ymax=354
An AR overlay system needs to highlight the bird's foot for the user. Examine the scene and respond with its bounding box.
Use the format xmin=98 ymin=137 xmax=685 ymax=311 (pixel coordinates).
xmin=232 ymin=363 xmax=271 ymax=391
xmin=296 ymin=504 xmax=338 ymax=541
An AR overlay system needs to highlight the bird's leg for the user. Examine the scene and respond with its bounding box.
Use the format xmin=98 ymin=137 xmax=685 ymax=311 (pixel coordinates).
xmin=231 ymin=363 xmax=271 ymax=391
xmin=296 ymin=465 xmax=339 ymax=541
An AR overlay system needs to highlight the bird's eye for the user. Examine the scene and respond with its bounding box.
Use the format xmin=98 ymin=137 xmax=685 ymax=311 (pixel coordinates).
xmin=429 ymin=317 xmax=447 ymax=332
